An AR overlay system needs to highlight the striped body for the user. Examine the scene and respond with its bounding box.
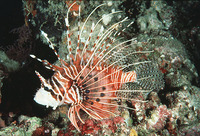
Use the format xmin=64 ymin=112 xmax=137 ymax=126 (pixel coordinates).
xmin=32 ymin=2 xmax=164 ymax=132
xmin=34 ymin=49 xmax=137 ymax=131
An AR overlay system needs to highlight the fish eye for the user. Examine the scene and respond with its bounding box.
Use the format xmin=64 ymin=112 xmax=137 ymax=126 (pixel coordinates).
xmin=44 ymin=86 xmax=50 ymax=91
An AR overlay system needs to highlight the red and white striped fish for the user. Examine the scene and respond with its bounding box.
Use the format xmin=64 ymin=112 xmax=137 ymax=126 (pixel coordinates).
xmin=31 ymin=2 xmax=164 ymax=131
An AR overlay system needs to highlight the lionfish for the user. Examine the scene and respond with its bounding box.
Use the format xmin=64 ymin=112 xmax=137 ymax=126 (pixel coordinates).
xmin=30 ymin=2 xmax=164 ymax=131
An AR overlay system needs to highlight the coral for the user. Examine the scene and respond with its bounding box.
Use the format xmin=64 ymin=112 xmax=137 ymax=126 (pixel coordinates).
xmin=10 ymin=24 xmax=32 ymax=46
xmin=122 ymin=109 xmax=133 ymax=127
xmin=135 ymin=32 xmax=198 ymax=88
xmin=1 ymin=0 xmax=200 ymax=136
xmin=29 ymin=1 xmax=198 ymax=135
xmin=0 ymin=116 xmax=42 ymax=136
xmin=154 ymin=38 xmax=198 ymax=87
xmin=55 ymin=116 xmax=127 ymax=135
xmin=131 ymin=93 xmax=147 ymax=123
xmin=32 ymin=126 xmax=51 ymax=136
xmin=65 ymin=0 xmax=81 ymax=13
xmin=179 ymin=123 xmax=200 ymax=135
xmin=0 ymin=50 xmax=20 ymax=104
xmin=80 ymin=119 xmax=101 ymax=135
xmin=0 ymin=71 xmax=4 ymax=104
xmin=0 ymin=51 xmax=20 ymax=72
xmin=137 ymin=0 xmax=175 ymax=32
xmin=42 ymin=104 xmax=129 ymax=135
xmin=151 ymin=0 xmax=175 ymax=29
xmin=129 ymin=128 xmax=138 ymax=136
xmin=147 ymin=105 xmax=171 ymax=131
xmin=23 ymin=0 xmax=37 ymax=26
xmin=6 ymin=24 xmax=33 ymax=65
xmin=166 ymin=85 xmax=200 ymax=127
xmin=80 ymin=117 xmax=126 ymax=135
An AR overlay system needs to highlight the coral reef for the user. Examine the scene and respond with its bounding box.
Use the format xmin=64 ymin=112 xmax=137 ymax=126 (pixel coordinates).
xmin=0 ymin=51 xmax=20 ymax=104
xmin=0 ymin=0 xmax=200 ymax=136
xmin=0 ymin=51 xmax=20 ymax=72
xmin=146 ymin=105 xmax=171 ymax=131
xmin=0 ymin=115 xmax=42 ymax=136
xmin=6 ymin=24 xmax=33 ymax=65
